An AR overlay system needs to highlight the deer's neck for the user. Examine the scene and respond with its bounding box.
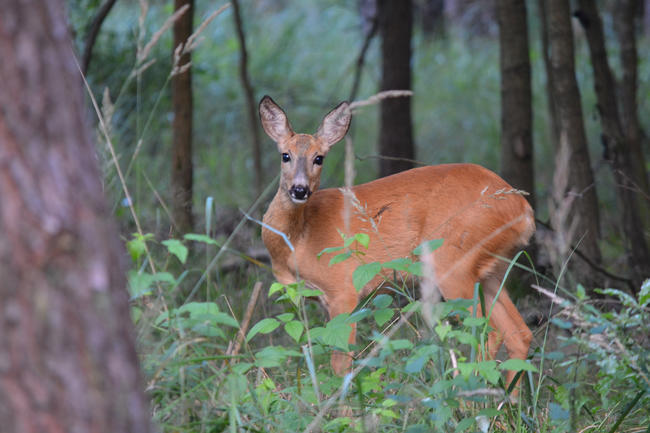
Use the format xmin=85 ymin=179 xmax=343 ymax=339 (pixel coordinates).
xmin=262 ymin=190 xmax=307 ymax=254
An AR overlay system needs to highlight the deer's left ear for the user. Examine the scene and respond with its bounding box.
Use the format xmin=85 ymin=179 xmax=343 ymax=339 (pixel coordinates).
xmin=315 ymin=101 xmax=351 ymax=150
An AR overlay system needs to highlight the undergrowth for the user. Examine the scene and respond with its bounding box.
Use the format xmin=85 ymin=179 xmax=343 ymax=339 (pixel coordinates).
xmin=126 ymin=230 xmax=649 ymax=432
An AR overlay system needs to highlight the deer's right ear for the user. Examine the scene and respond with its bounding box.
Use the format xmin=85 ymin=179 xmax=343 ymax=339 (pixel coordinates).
xmin=259 ymin=95 xmax=294 ymax=144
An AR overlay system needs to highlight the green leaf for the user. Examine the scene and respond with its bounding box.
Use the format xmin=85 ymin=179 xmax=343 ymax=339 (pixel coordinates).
xmin=297 ymin=288 xmax=324 ymax=298
xmin=329 ymin=251 xmax=351 ymax=266
xmin=320 ymin=314 xmax=352 ymax=351
xmin=551 ymin=318 xmax=573 ymax=329
xmin=463 ymin=316 xmax=488 ymax=328
xmin=477 ymin=408 xmax=501 ymax=417
xmin=549 ymin=403 xmax=570 ymax=420
xmin=372 ymin=294 xmax=393 ymax=309
xmin=435 ymin=323 xmax=452 ymax=341
xmin=499 ymin=358 xmax=538 ymax=372
xmin=318 ymin=246 xmax=342 ymax=259
xmin=276 ymin=313 xmax=294 ymax=322
xmin=382 ymin=257 xmax=412 ymax=271
xmin=184 ymin=233 xmax=220 ymax=246
xmin=449 ymin=330 xmax=478 ymax=347
xmin=413 ymin=239 xmax=444 ymax=256
xmin=284 ymin=320 xmax=304 ymax=343
xmin=455 ymin=417 xmax=475 ymax=432
xmin=246 ymin=318 xmax=280 ymax=342
xmin=353 ymin=261 xmax=382 ymax=292
xmin=162 ymin=239 xmax=188 ymax=264
xmin=268 ymin=282 xmax=285 ymax=297
xmin=407 ymin=261 xmax=424 ymax=277
xmin=374 ymin=308 xmax=394 ymax=326
xmin=354 ymin=233 xmax=370 ymax=248
xmin=476 ymin=360 xmax=500 ymax=384
xmin=254 ymin=346 xmax=301 ymax=368
xmin=126 ymin=232 xmax=154 ymax=262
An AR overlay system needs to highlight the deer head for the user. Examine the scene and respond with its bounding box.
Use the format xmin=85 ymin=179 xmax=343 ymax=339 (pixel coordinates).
xmin=259 ymin=96 xmax=351 ymax=204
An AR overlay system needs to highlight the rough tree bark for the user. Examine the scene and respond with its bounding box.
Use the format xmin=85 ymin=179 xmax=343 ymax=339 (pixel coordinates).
xmin=497 ymin=0 xmax=534 ymax=208
xmin=614 ymin=0 xmax=650 ymax=229
xmin=0 ymin=2 xmax=152 ymax=432
xmin=546 ymin=0 xmax=603 ymax=287
xmin=171 ymin=0 xmax=194 ymax=233
xmin=232 ymin=0 xmax=263 ymax=198
xmin=378 ymin=0 xmax=416 ymax=177
xmin=575 ymin=0 xmax=650 ymax=289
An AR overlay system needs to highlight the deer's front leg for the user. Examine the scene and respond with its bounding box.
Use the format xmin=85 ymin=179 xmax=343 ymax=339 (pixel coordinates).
xmin=326 ymin=292 xmax=359 ymax=376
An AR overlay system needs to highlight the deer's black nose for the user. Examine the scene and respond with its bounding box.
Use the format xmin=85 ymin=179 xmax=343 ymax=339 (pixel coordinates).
xmin=290 ymin=185 xmax=310 ymax=201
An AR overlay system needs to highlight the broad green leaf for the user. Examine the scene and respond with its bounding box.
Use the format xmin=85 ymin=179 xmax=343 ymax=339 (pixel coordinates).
xmin=128 ymin=271 xmax=155 ymax=298
xmin=551 ymin=318 xmax=573 ymax=329
xmin=329 ymin=251 xmax=351 ymax=266
xmin=246 ymin=318 xmax=280 ymax=342
xmin=413 ymin=239 xmax=444 ymax=256
xmin=435 ymin=323 xmax=452 ymax=341
xmin=297 ymin=288 xmax=324 ymax=298
xmin=276 ymin=313 xmax=294 ymax=322
xmin=268 ymin=282 xmax=285 ymax=297
xmin=476 ymin=360 xmax=500 ymax=384
xmin=162 ymin=239 xmax=188 ymax=264
xmin=450 ymin=330 xmax=478 ymax=347
xmin=455 ymin=417 xmax=475 ymax=432
xmin=463 ymin=316 xmax=488 ymax=328
xmin=407 ymin=261 xmax=424 ymax=277
xmin=354 ymin=232 xmax=370 ymax=248
xmin=374 ymin=308 xmax=394 ymax=326
xmin=499 ymin=358 xmax=538 ymax=372
xmin=372 ymin=294 xmax=393 ymax=309
xmin=348 ymin=308 xmax=372 ymax=323
xmin=254 ymin=346 xmax=301 ymax=368
xmin=284 ymin=320 xmax=304 ymax=343
xmin=353 ymin=261 xmax=382 ymax=292
xmin=126 ymin=232 xmax=154 ymax=262
xmin=320 ymin=314 xmax=352 ymax=350
xmin=183 ymin=233 xmax=219 ymax=246
xmin=549 ymin=403 xmax=570 ymax=420
xmin=382 ymin=257 xmax=412 ymax=271
xmin=318 ymin=246 xmax=342 ymax=259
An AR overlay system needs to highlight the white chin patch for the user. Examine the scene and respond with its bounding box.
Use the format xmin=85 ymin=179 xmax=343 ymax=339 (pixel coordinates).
xmin=290 ymin=196 xmax=307 ymax=204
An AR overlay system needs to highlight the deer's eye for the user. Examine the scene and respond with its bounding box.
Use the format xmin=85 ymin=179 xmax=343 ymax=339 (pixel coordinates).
xmin=314 ymin=155 xmax=324 ymax=165
xmin=282 ymin=153 xmax=291 ymax=163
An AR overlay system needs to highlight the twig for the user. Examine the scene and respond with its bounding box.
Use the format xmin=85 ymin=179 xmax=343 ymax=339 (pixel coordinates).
xmin=82 ymin=0 xmax=118 ymax=75
xmin=231 ymin=0 xmax=263 ymax=197
xmin=349 ymin=14 xmax=379 ymax=102
xmin=349 ymin=89 xmax=413 ymax=111
xmin=227 ymin=281 xmax=263 ymax=358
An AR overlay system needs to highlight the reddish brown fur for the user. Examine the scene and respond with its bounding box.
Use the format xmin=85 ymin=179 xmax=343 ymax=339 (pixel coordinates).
xmin=259 ymin=96 xmax=534 ymax=392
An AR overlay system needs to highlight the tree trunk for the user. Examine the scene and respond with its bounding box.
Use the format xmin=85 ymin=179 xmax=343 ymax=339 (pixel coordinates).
xmin=614 ymin=0 xmax=650 ymax=231
xmin=546 ymin=0 xmax=602 ymax=288
xmin=171 ymin=0 xmax=194 ymax=233
xmin=0 ymin=2 xmax=152 ymax=432
xmin=378 ymin=0 xmax=415 ymax=177
xmin=497 ymin=0 xmax=534 ymax=208
xmin=538 ymin=0 xmax=559 ymax=151
xmin=575 ymin=0 xmax=650 ymax=289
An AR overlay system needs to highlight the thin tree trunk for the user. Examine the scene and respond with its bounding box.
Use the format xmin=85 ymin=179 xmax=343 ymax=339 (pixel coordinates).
xmin=171 ymin=0 xmax=194 ymax=233
xmin=538 ymin=0 xmax=559 ymax=150
xmin=497 ymin=0 xmax=534 ymax=208
xmin=614 ymin=0 xmax=650 ymax=229
xmin=378 ymin=0 xmax=415 ymax=177
xmin=575 ymin=0 xmax=650 ymax=289
xmin=546 ymin=0 xmax=602 ymax=288
xmin=232 ymin=0 xmax=263 ymax=198
xmin=0 ymin=2 xmax=152 ymax=432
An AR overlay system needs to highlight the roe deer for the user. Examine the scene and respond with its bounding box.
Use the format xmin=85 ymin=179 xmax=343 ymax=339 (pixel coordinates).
xmin=259 ymin=96 xmax=534 ymax=391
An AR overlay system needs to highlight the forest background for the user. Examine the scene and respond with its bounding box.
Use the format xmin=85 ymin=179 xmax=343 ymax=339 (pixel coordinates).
xmin=0 ymin=0 xmax=649 ymax=432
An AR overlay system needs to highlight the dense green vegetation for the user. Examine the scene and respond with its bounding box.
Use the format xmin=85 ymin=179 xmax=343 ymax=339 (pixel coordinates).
xmin=68 ymin=0 xmax=649 ymax=431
